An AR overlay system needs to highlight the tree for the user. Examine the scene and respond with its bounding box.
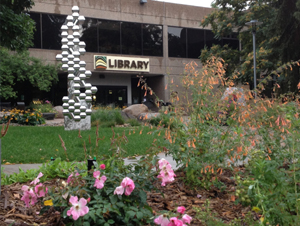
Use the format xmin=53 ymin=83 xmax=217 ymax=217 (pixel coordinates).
xmin=200 ymin=0 xmax=300 ymax=94
xmin=0 ymin=0 xmax=35 ymax=51
xmin=0 ymin=48 xmax=60 ymax=99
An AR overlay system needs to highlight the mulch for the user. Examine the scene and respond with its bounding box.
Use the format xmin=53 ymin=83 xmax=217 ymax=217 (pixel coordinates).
xmin=0 ymin=169 xmax=258 ymax=226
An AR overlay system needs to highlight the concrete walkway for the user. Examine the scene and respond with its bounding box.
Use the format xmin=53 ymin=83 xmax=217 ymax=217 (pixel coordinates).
xmin=2 ymin=153 xmax=178 ymax=176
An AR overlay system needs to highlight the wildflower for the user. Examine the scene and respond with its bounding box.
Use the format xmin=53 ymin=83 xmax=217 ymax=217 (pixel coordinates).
xmin=177 ymin=206 xmax=186 ymax=214
xmin=157 ymin=159 xmax=176 ymax=186
xmin=182 ymin=214 xmax=192 ymax=224
xmin=67 ymin=172 xmax=80 ymax=184
xmin=168 ymin=217 xmax=183 ymax=226
xmin=154 ymin=214 xmax=170 ymax=226
xmin=93 ymin=171 xmax=107 ymax=189
xmin=35 ymin=183 xmax=48 ymax=197
xmin=44 ymin=200 xmax=53 ymax=206
xmin=21 ymin=186 xmax=38 ymax=208
xmin=30 ymin=172 xmax=43 ymax=185
xmin=67 ymin=196 xmax=89 ymax=221
xmin=100 ymin=164 xmax=106 ymax=170
xmin=114 ymin=177 xmax=135 ymax=196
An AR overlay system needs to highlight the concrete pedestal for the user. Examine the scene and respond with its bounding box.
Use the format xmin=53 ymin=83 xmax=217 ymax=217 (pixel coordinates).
xmin=64 ymin=116 xmax=91 ymax=131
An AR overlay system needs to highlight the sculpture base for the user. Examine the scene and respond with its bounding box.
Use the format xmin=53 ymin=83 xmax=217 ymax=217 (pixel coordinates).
xmin=64 ymin=116 xmax=91 ymax=131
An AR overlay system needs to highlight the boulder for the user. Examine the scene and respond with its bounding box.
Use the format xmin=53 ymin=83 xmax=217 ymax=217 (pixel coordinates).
xmin=122 ymin=104 xmax=148 ymax=118
xmin=53 ymin=106 xmax=64 ymax=118
xmin=138 ymin=112 xmax=160 ymax=121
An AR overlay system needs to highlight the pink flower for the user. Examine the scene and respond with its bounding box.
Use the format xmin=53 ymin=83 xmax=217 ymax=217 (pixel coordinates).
xmin=114 ymin=177 xmax=135 ymax=196
xmin=67 ymin=172 xmax=80 ymax=183
xmin=157 ymin=164 xmax=176 ymax=186
xmin=168 ymin=217 xmax=183 ymax=226
xmin=93 ymin=171 xmax=107 ymax=189
xmin=158 ymin=158 xmax=170 ymax=169
xmin=154 ymin=214 xmax=170 ymax=226
xmin=121 ymin=177 xmax=135 ymax=196
xmin=67 ymin=196 xmax=89 ymax=221
xmin=182 ymin=214 xmax=192 ymax=224
xmin=30 ymin=172 xmax=43 ymax=185
xmin=114 ymin=186 xmax=125 ymax=195
xmin=21 ymin=188 xmax=38 ymax=207
xmin=34 ymin=183 xmax=48 ymax=197
xmin=177 ymin=206 xmax=186 ymax=214
xmin=100 ymin=164 xmax=106 ymax=170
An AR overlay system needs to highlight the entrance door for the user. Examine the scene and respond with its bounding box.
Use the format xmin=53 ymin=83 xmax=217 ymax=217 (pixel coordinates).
xmin=95 ymin=86 xmax=127 ymax=108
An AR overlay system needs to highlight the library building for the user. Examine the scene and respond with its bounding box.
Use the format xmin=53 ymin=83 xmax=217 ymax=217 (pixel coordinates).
xmin=21 ymin=0 xmax=239 ymax=108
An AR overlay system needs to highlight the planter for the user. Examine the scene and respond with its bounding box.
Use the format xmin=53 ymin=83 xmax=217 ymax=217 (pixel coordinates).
xmin=42 ymin=113 xmax=56 ymax=120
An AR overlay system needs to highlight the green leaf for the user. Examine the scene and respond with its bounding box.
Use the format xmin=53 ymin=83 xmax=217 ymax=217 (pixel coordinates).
xmin=107 ymin=219 xmax=115 ymax=224
xmin=126 ymin=210 xmax=136 ymax=218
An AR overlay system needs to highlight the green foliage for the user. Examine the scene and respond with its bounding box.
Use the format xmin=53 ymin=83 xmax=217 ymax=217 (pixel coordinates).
xmin=0 ymin=108 xmax=45 ymax=125
xmin=149 ymin=113 xmax=179 ymax=130
xmin=91 ymin=107 xmax=125 ymax=127
xmin=30 ymin=100 xmax=58 ymax=113
xmin=200 ymin=0 xmax=300 ymax=93
xmin=0 ymin=0 xmax=35 ymax=51
xmin=126 ymin=119 xmax=141 ymax=127
xmin=0 ymin=48 xmax=60 ymax=99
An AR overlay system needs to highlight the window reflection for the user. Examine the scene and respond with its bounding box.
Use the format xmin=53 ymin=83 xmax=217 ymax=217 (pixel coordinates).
xmin=42 ymin=14 xmax=66 ymax=50
xmin=98 ymin=20 xmax=121 ymax=54
xmin=168 ymin=27 xmax=187 ymax=57
xmin=143 ymin=24 xmax=163 ymax=56
xmin=121 ymin=22 xmax=142 ymax=55
xmin=187 ymin=29 xmax=204 ymax=58
xmin=29 ymin=13 xmax=41 ymax=48
xmin=81 ymin=18 xmax=98 ymax=52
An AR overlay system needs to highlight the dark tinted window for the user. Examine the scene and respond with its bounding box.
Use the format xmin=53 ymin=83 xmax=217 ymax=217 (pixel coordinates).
xmin=98 ymin=20 xmax=121 ymax=54
xmin=143 ymin=24 xmax=163 ymax=56
xmin=187 ymin=29 xmax=204 ymax=58
xmin=42 ymin=14 xmax=66 ymax=50
xmin=222 ymin=39 xmax=239 ymax=50
xmin=205 ymin=30 xmax=222 ymax=48
xmin=81 ymin=18 xmax=98 ymax=52
xmin=29 ymin=13 xmax=41 ymax=48
xmin=121 ymin=22 xmax=142 ymax=55
xmin=168 ymin=27 xmax=186 ymax=57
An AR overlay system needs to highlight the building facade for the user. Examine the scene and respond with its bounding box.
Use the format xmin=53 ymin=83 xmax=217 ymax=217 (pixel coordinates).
xmin=27 ymin=0 xmax=239 ymax=108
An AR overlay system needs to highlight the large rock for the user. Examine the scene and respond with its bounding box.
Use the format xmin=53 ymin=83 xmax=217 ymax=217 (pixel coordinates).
xmin=53 ymin=106 xmax=64 ymax=118
xmin=122 ymin=104 xmax=148 ymax=118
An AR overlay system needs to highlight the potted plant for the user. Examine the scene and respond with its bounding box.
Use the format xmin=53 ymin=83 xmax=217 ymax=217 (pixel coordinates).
xmin=31 ymin=100 xmax=57 ymax=120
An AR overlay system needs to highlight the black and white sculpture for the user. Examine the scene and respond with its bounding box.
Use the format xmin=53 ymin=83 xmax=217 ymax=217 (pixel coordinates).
xmin=56 ymin=6 xmax=97 ymax=130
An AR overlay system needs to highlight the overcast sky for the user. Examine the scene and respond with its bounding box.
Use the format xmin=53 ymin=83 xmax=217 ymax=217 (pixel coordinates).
xmin=153 ymin=0 xmax=214 ymax=8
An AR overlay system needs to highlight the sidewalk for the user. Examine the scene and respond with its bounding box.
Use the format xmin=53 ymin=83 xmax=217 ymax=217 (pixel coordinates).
xmin=2 ymin=153 xmax=178 ymax=176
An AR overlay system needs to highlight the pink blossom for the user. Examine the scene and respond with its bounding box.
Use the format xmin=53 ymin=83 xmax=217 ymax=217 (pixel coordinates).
xmin=168 ymin=217 xmax=183 ymax=226
xmin=114 ymin=186 xmax=125 ymax=195
xmin=177 ymin=206 xmax=186 ymax=214
xmin=34 ymin=183 xmax=48 ymax=197
xmin=121 ymin=177 xmax=135 ymax=196
xmin=93 ymin=171 xmax=107 ymax=189
xmin=30 ymin=172 xmax=43 ymax=185
xmin=67 ymin=172 xmax=80 ymax=183
xmin=182 ymin=214 xmax=192 ymax=224
xmin=67 ymin=196 xmax=89 ymax=221
xmin=100 ymin=164 xmax=106 ymax=170
xmin=157 ymin=159 xmax=176 ymax=187
xmin=114 ymin=177 xmax=135 ymax=196
xmin=21 ymin=188 xmax=38 ymax=207
xmin=158 ymin=158 xmax=170 ymax=169
xmin=154 ymin=214 xmax=170 ymax=226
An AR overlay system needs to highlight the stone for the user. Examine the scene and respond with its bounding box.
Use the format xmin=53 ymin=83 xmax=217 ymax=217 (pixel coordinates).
xmin=64 ymin=116 xmax=91 ymax=130
xmin=122 ymin=104 xmax=148 ymax=118
xmin=53 ymin=106 xmax=64 ymax=118
xmin=138 ymin=112 xmax=160 ymax=120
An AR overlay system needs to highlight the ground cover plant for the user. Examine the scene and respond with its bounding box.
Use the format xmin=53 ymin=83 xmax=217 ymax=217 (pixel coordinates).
xmin=1 ymin=108 xmax=45 ymax=125
xmin=91 ymin=106 xmax=125 ymax=127
xmin=1 ymin=125 xmax=160 ymax=164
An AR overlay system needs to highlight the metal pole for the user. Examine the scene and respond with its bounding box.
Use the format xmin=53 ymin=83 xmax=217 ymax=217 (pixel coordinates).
xmin=252 ymin=27 xmax=257 ymax=99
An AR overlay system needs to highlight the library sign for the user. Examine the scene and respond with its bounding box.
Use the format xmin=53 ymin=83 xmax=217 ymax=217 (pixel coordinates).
xmin=94 ymin=55 xmax=150 ymax=72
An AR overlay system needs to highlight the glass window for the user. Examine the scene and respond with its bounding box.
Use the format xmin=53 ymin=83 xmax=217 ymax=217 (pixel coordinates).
xmin=205 ymin=30 xmax=222 ymax=48
xmin=142 ymin=24 xmax=163 ymax=56
xmin=168 ymin=27 xmax=187 ymax=58
xmin=187 ymin=28 xmax=205 ymax=58
xmin=121 ymin=22 xmax=142 ymax=55
xmin=42 ymin=14 xmax=66 ymax=50
xmin=81 ymin=18 xmax=98 ymax=52
xmin=222 ymin=39 xmax=239 ymax=50
xmin=29 ymin=13 xmax=41 ymax=48
xmin=98 ymin=20 xmax=120 ymax=54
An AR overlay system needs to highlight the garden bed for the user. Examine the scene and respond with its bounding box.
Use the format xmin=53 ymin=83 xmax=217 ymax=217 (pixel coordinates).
xmin=0 ymin=169 xmax=258 ymax=225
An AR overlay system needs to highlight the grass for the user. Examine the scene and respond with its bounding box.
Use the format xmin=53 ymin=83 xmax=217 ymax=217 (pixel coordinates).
xmin=2 ymin=125 xmax=160 ymax=164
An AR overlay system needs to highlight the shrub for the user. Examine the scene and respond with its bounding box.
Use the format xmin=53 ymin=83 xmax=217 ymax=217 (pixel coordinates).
xmin=127 ymin=118 xmax=141 ymax=127
xmin=1 ymin=108 xmax=45 ymax=125
xmin=30 ymin=100 xmax=57 ymax=114
xmin=91 ymin=107 xmax=125 ymax=127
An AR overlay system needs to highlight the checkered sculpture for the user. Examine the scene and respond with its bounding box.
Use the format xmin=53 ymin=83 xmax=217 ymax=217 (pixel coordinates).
xmin=56 ymin=6 xmax=97 ymax=122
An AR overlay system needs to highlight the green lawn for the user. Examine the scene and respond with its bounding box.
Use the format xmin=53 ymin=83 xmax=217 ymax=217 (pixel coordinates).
xmin=1 ymin=125 xmax=160 ymax=164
